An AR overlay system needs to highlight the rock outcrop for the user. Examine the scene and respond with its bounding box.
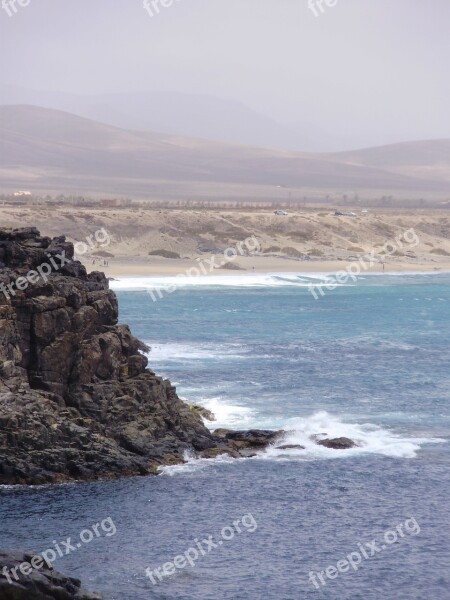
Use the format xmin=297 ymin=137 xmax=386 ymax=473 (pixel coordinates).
xmin=212 ymin=429 xmax=283 ymax=449
xmin=0 ymin=227 xmax=220 ymax=484
xmin=0 ymin=551 xmax=101 ymax=599
xmin=317 ymin=437 xmax=357 ymax=449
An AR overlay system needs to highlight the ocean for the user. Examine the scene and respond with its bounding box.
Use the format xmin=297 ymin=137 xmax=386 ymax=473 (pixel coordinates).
xmin=1 ymin=272 xmax=449 ymax=599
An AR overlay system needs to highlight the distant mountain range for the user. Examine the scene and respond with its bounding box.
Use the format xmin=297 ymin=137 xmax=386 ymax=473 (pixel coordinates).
xmin=0 ymin=83 xmax=320 ymax=151
xmin=0 ymin=105 xmax=449 ymax=200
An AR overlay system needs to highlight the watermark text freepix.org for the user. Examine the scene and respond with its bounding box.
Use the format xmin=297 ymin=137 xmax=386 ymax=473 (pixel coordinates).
xmin=2 ymin=517 xmax=117 ymax=584
xmin=147 ymin=235 xmax=261 ymax=302
xmin=308 ymin=516 xmax=420 ymax=589
xmin=2 ymin=0 xmax=30 ymax=17
xmin=309 ymin=0 xmax=338 ymax=18
xmin=144 ymin=0 xmax=181 ymax=18
xmin=308 ymin=228 xmax=420 ymax=300
xmin=145 ymin=513 xmax=257 ymax=585
xmin=0 ymin=228 xmax=111 ymax=301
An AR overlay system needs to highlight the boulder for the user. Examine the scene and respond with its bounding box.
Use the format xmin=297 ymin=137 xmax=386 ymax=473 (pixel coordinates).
xmin=214 ymin=429 xmax=284 ymax=450
xmin=316 ymin=437 xmax=357 ymax=449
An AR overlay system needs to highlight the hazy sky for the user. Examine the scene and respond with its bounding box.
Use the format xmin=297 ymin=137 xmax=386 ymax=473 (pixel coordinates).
xmin=1 ymin=0 xmax=449 ymax=148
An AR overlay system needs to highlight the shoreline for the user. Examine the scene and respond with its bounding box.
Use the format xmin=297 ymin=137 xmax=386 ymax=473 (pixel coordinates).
xmin=80 ymin=256 xmax=450 ymax=279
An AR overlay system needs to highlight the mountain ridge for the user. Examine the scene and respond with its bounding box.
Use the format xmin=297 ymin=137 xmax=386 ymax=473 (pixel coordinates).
xmin=1 ymin=105 xmax=449 ymax=199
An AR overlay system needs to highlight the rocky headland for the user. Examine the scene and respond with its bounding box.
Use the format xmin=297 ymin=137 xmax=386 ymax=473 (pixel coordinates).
xmin=0 ymin=227 xmax=234 ymax=484
xmin=0 ymin=227 xmax=357 ymax=486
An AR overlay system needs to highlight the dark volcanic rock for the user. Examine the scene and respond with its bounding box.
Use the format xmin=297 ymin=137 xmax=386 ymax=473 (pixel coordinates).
xmin=0 ymin=550 xmax=101 ymax=599
xmin=316 ymin=437 xmax=357 ymax=449
xmin=213 ymin=429 xmax=284 ymax=450
xmin=0 ymin=227 xmax=217 ymax=484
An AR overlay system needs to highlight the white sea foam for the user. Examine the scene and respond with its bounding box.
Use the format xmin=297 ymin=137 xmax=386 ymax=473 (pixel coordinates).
xmin=110 ymin=271 xmax=450 ymax=292
xmin=146 ymin=342 xmax=249 ymax=363
xmin=198 ymin=397 xmax=255 ymax=429
xmin=146 ymin=343 xmax=217 ymax=362
xmin=263 ymin=411 xmax=445 ymax=460
xmin=159 ymin=411 xmax=446 ymax=476
xmin=109 ymin=273 xmax=346 ymax=290
xmin=158 ymin=450 xmax=238 ymax=477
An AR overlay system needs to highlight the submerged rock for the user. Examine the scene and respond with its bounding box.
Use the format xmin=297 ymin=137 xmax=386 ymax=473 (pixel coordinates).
xmin=0 ymin=550 xmax=101 ymax=599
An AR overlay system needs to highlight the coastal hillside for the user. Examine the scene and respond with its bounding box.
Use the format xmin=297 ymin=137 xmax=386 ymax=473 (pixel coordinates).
xmin=1 ymin=105 xmax=448 ymax=199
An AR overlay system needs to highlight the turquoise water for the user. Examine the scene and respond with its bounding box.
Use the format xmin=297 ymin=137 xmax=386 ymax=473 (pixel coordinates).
xmin=1 ymin=273 xmax=449 ymax=599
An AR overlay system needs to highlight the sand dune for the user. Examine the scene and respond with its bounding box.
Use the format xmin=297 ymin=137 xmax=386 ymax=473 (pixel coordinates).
xmin=1 ymin=204 xmax=450 ymax=276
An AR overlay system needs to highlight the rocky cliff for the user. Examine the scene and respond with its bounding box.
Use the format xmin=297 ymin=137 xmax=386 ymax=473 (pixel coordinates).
xmin=0 ymin=227 xmax=221 ymax=484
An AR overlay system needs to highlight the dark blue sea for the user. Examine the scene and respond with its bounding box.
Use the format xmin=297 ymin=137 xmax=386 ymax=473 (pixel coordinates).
xmin=1 ymin=272 xmax=450 ymax=599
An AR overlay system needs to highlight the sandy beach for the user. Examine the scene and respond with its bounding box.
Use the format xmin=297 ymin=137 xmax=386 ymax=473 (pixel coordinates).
xmin=84 ymin=255 xmax=450 ymax=279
